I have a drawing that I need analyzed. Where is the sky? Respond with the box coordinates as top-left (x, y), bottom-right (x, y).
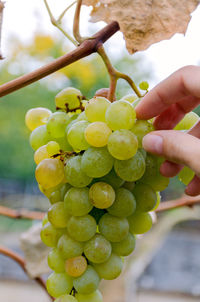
top-left (1, 0), bottom-right (200, 86)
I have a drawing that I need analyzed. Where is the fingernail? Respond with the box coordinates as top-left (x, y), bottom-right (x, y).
top-left (142, 134), bottom-right (163, 155)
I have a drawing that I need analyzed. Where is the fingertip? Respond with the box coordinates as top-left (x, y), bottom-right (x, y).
top-left (185, 175), bottom-right (200, 196)
top-left (160, 161), bottom-right (183, 177)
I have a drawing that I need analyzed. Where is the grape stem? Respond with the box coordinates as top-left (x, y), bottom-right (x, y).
top-left (0, 245), bottom-right (53, 300)
top-left (0, 0), bottom-right (4, 60)
top-left (73, 0), bottom-right (89, 43)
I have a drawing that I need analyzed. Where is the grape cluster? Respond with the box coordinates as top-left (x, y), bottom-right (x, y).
top-left (25, 87), bottom-right (198, 302)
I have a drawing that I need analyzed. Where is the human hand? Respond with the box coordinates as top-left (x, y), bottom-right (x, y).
top-left (135, 65), bottom-right (200, 196)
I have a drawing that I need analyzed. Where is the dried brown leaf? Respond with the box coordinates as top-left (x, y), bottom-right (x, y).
top-left (83, 0), bottom-right (199, 53)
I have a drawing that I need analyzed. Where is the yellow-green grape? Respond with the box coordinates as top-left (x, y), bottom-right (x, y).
top-left (99, 213), bottom-right (129, 242)
top-left (84, 234), bottom-right (112, 263)
top-left (55, 295), bottom-right (78, 302)
top-left (64, 187), bottom-right (93, 216)
top-left (99, 168), bottom-right (125, 190)
top-left (76, 111), bottom-right (88, 121)
top-left (35, 158), bottom-right (64, 189)
top-left (39, 183), bottom-right (63, 198)
top-left (112, 233), bottom-right (136, 256)
top-left (65, 256), bottom-right (87, 277)
top-left (65, 155), bottom-right (92, 188)
top-left (105, 100), bottom-right (136, 130)
top-left (73, 265), bottom-right (100, 295)
top-left (84, 122), bottom-right (112, 147)
top-left (179, 166), bottom-right (195, 185)
top-left (152, 192), bottom-right (161, 211)
top-left (76, 290), bottom-right (103, 302)
top-left (121, 94), bottom-right (138, 103)
top-left (29, 125), bottom-right (50, 150)
top-left (93, 254), bottom-right (123, 280)
top-left (60, 183), bottom-right (72, 200)
top-left (48, 202), bottom-right (70, 228)
top-left (139, 81), bottom-right (149, 91)
top-left (34, 145), bottom-right (49, 165)
top-left (107, 129), bottom-right (138, 160)
top-left (81, 147), bottom-right (114, 178)
top-left (55, 87), bottom-right (82, 110)
top-left (25, 107), bottom-right (52, 131)
top-left (85, 97), bottom-right (110, 122)
top-left (132, 183), bottom-right (157, 212)
top-left (128, 212), bottom-right (153, 235)
top-left (57, 234), bottom-right (84, 260)
top-left (40, 222), bottom-right (62, 247)
top-left (89, 182), bottom-right (115, 209)
top-left (114, 151), bottom-right (145, 182)
top-left (46, 272), bottom-right (73, 298)
top-left (46, 141), bottom-right (60, 156)
top-left (49, 189), bottom-right (62, 205)
top-left (67, 215), bottom-right (97, 242)
top-left (107, 188), bottom-right (136, 217)
top-left (131, 120), bottom-right (154, 148)
top-left (67, 121), bottom-right (90, 151)
top-left (47, 112), bottom-right (70, 138)
top-left (42, 213), bottom-right (48, 226)
top-left (48, 248), bottom-right (65, 273)
top-left (174, 112), bottom-right (199, 130)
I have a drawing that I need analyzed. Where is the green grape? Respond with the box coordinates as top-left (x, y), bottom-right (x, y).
top-left (57, 234), bottom-right (84, 259)
top-left (48, 248), bottom-right (65, 273)
top-left (85, 122), bottom-right (112, 147)
top-left (121, 94), bottom-right (138, 103)
top-left (84, 234), bottom-right (112, 263)
top-left (65, 155), bottom-right (92, 187)
top-left (114, 151), bottom-right (145, 182)
top-left (42, 213), bottom-right (48, 226)
top-left (139, 148), bottom-right (147, 160)
top-left (65, 119), bottom-right (78, 135)
top-left (46, 272), bottom-right (73, 298)
top-left (67, 215), bottom-right (97, 242)
top-left (34, 145), bottom-right (49, 165)
top-left (49, 189), bottom-right (62, 205)
top-left (76, 290), bottom-right (103, 302)
top-left (73, 265), bottom-right (100, 294)
top-left (89, 182), bottom-right (115, 209)
top-left (85, 97), bottom-right (110, 122)
top-left (107, 188), bottom-right (136, 217)
top-left (76, 111), bottom-right (88, 121)
top-left (60, 183), bottom-right (72, 200)
top-left (132, 183), bottom-right (157, 212)
top-left (55, 87), bottom-right (82, 110)
top-left (146, 174), bottom-right (169, 191)
top-left (128, 212), bottom-right (152, 234)
top-left (81, 147), bottom-right (114, 178)
top-left (25, 107), bottom-right (52, 131)
top-left (64, 187), bottom-right (93, 216)
top-left (93, 254), bottom-right (123, 280)
top-left (179, 166), bottom-right (195, 185)
top-left (123, 181), bottom-right (135, 191)
top-left (48, 202), bottom-right (70, 228)
top-left (105, 100), bottom-right (136, 130)
top-left (39, 183), bottom-right (63, 198)
top-left (67, 121), bottom-right (90, 151)
top-left (40, 223), bottom-right (62, 247)
top-left (47, 112), bottom-right (70, 138)
top-left (55, 137), bottom-right (73, 152)
top-left (107, 129), bottom-right (138, 160)
top-left (139, 81), bottom-right (149, 90)
top-left (131, 120), bottom-right (154, 148)
top-left (46, 141), bottom-right (60, 156)
top-left (35, 158), bottom-right (64, 189)
top-left (174, 112), bottom-right (199, 130)
top-left (55, 295), bottom-right (78, 302)
top-left (29, 125), bottom-right (50, 150)
top-left (89, 208), bottom-right (106, 224)
top-left (99, 213), bottom-right (129, 242)
top-left (152, 192), bottom-right (161, 211)
top-left (112, 233), bottom-right (136, 256)
top-left (98, 168), bottom-right (125, 189)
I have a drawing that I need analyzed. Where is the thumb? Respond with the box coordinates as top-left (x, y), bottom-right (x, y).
top-left (142, 130), bottom-right (200, 176)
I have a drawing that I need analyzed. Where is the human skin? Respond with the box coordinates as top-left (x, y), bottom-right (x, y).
top-left (135, 65), bottom-right (200, 196)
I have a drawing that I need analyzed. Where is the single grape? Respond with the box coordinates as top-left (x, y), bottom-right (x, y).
top-left (174, 112), bottom-right (199, 130)
top-left (84, 122), bottom-right (112, 147)
top-left (65, 256), bottom-right (87, 277)
top-left (48, 202), bottom-right (70, 228)
top-left (40, 223), bottom-right (62, 247)
top-left (99, 213), bottom-right (129, 242)
top-left (46, 272), bottom-right (73, 298)
top-left (34, 145), bottom-right (49, 165)
top-left (132, 183), bottom-right (157, 212)
top-left (85, 97), bottom-right (110, 122)
top-left (60, 183), bottom-right (72, 200)
top-left (114, 151), bottom-right (145, 182)
top-left (67, 215), bottom-right (97, 242)
top-left (55, 87), bottom-right (82, 110)
top-left (35, 158), bottom-right (64, 189)
top-left (89, 182), bottom-right (115, 209)
top-left (84, 234), bottom-right (112, 263)
top-left (47, 112), bottom-right (70, 138)
top-left (107, 129), bottom-right (138, 160)
top-left (55, 295), bottom-right (78, 302)
top-left (112, 233), bottom-right (136, 256)
top-left (107, 187), bottom-right (136, 217)
top-left (73, 265), bottom-right (100, 295)
top-left (64, 155), bottom-right (92, 187)
top-left (25, 107), bottom-right (52, 131)
top-left (98, 168), bottom-right (124, 189)
top-left (105, 100), bottom-right (136, 130)
top-left (139, 81), bottom-right (149, 90)
top-left (67, 121), bottom-right (90, 151)
top-left (29, 125), bottom-right (50, 150)
top-left (93, 253), bottom-right (123, 280)
top-left (64, 187), bottom-right (93, 216)
top-left (81, 147), bottom-right (114, 178)
top-left (49, 189), bottom-right (62, 205)
top-left (76, 290), bottom-right (103, 302)
top-left (131, 120), bottom-right (154, 148)
top-left (128, 212), bottom-right (152, 234)
top-left (57, 234), bottom-right (84, 260)
top-left (48, 248), bottom-right (65, 273)
top-left (179, 166), bottom-right (195, 185)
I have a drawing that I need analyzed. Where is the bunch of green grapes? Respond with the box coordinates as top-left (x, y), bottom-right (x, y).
top-left (25, 86), bottom-right (198, 302)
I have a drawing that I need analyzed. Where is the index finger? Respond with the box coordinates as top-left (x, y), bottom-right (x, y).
top-left (135, 65), bottom-right (200, 120)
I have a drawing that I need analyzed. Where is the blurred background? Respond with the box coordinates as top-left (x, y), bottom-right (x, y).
top-left (1, 1), bottom-right (200, 302)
